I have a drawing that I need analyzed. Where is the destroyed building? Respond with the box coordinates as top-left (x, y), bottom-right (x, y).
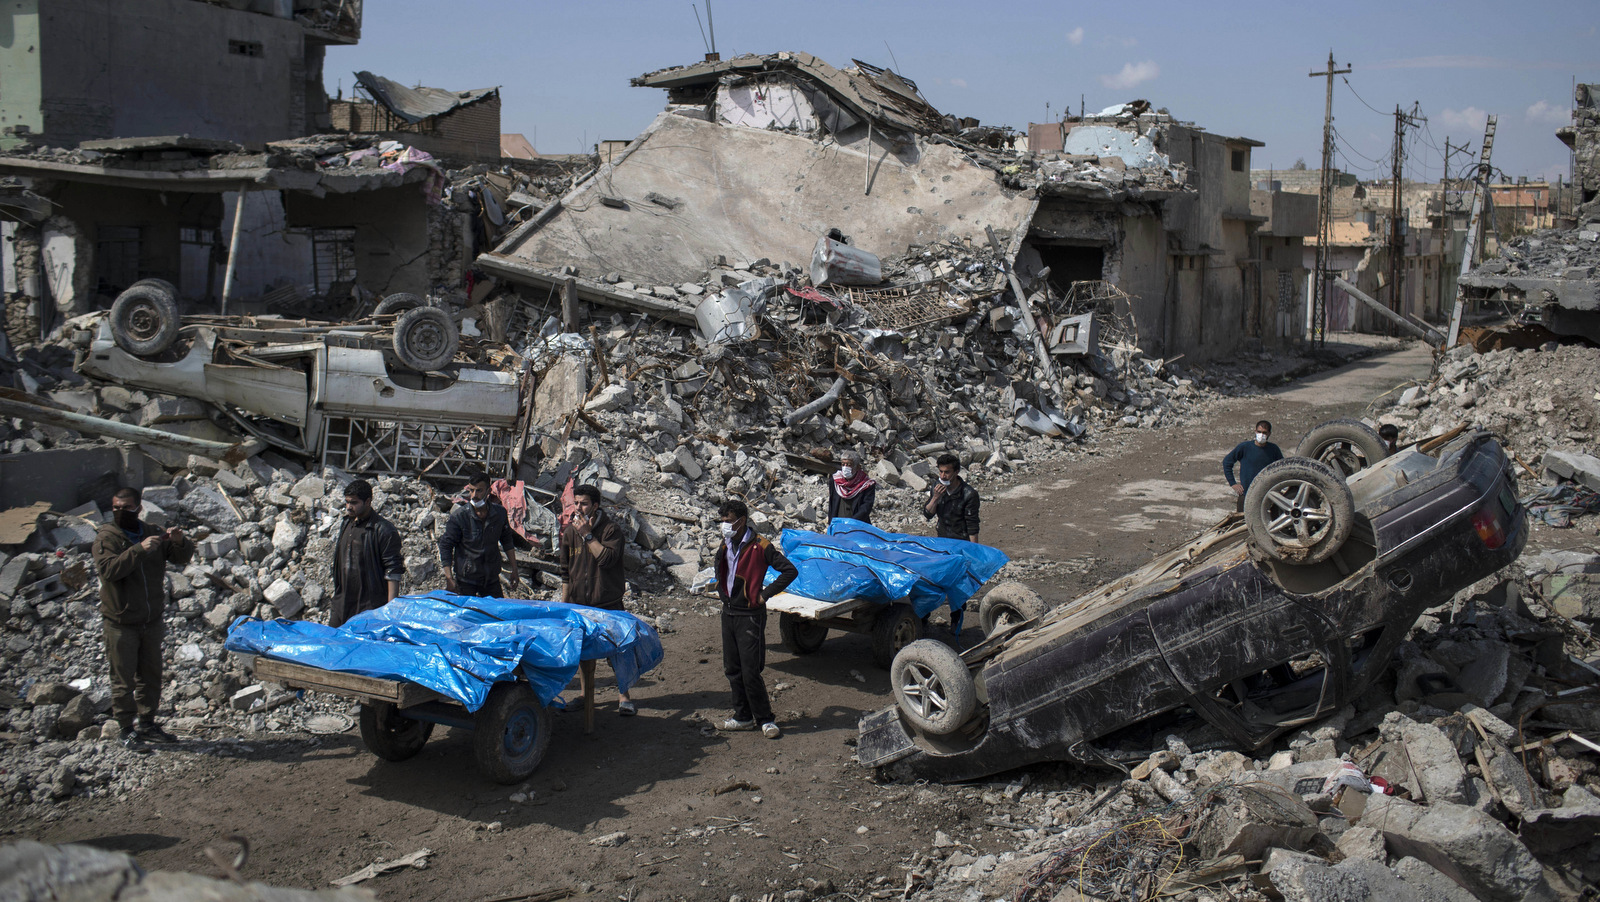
top-left (330, 71), bottom-right (503, 163)
top-left (0, 0), bottom-right (361, 150)
top-left (480, 52), bottom-right (1279, 363)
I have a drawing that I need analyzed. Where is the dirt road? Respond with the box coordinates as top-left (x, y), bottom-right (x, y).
top-left (12, 343), bottom-right (1439, 901)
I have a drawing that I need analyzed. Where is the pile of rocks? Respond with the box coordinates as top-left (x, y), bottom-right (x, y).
top-left (904, 562), bottom-right (1600, 900)
top-left (1476, 228), bottom-right (1600, 282)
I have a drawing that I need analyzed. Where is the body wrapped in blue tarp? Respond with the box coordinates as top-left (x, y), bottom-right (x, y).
top-left (225, 592), bottom-right (663, 713)
top-left (768, 519), bottom-right (1009, 630)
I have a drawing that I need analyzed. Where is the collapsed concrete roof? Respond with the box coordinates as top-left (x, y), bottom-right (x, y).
top-left (354, 71), bottom-right (499, 124)
top-left (632, 51), bottom-right (948, 135)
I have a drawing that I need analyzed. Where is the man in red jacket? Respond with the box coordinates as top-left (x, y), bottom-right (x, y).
top-left (714, 499), bottom-right (797, 739)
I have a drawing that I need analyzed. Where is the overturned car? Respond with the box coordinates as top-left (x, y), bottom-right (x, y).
top-left (859, 426), bottom-right (1528, 782)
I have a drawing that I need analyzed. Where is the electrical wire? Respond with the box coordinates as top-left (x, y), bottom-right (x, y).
top-left (1341, 76), bottom-right (1392, 118)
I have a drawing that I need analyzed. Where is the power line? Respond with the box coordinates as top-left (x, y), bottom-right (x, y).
top-left (1341, 76), bottom-right (1390, 118)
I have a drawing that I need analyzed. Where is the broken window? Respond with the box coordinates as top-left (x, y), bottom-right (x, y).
top-left (1264, 244), bottom-right (1274, 262)
top-left (229, 40), bottom-right (263, 57)
top-left (179, 227), bottom-right (218, 301)
top-left (95, 226), bottom-right (142, 295)
top-left (1231, 150), bottom-right (1246, 172)
top-left (309, 228), bottom-right (357, 294)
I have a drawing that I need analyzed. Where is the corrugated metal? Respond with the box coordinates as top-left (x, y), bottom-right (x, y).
top-left (354, 71), bottom-right (498, 124)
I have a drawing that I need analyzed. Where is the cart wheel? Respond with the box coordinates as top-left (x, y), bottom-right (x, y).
top-left (779, 613), bottom-right (828, 655)
top-left (473, 682), bottom-right (552, 784)
top-left (871, 604), bottom-right (922, 670)
top-left (358, 702), bottom-right (434, 762)
top-left (892, 639), bottom-right (976, 736)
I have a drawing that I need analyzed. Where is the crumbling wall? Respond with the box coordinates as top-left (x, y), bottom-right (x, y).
top-left (283, 185), bottom-right (433, 298)
top-left (1569, 83), bottom-right (1599, 224)
top-left (3, 224), bottom-right (41, 347)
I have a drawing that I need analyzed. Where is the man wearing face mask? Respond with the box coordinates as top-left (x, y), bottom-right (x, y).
top-left (826, 449), bottom-right (877, 525)
top-left (1378, 423), bottom-right (1401, 457)
top-left (923, 453), bottom-right (981, 542)
top-left (1222, 420), bottom-right (1284, 513)
top-left (331, 479), bottom-right (405, 628)
top-left (714, 499), bottom-right (798, 739)
top-left (559, 484), bottom-right (636, 715)
top-left (439, 471), bottom-right (518, 598)
top-left (93, 487), bottom-right (194, 747)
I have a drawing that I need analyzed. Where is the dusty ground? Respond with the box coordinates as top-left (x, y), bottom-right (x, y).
top-left (9, 340), bottom-right (1591, 900)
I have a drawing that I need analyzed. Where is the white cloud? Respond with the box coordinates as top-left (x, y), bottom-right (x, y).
top-left (1067, 26), bottom-right (1083, 46)
top-left (949, 77), bottom-right (968, 89)
top-left (1098, 61), bottom-right (1159, 92)
top-left (1437, 106), bottom-right (1488, 130)
top-left (1526, 99), bottom-right (1569, 125)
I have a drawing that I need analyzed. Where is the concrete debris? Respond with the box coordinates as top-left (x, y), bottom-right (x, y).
top-left (0, 840), bottom-right (378, 901)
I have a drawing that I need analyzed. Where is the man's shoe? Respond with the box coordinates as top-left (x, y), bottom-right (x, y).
top-left (761, 722), bottom-right (782, 739)
top-left (618, 700), bottom-right (637, 717)
top-left (138, 722), bottom-right (178, 743)
top-left (121, 728), bottom-right (144, 749)
top-left (717, 718), bottom-right (757, 731)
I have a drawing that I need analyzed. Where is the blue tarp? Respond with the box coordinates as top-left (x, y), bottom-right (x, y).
top-left (224, 592), bottom-right (663, 713)
top-left (769, 519), bottom-right (1009, 630)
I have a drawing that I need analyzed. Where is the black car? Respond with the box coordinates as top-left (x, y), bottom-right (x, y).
top-left (859, 426), bottom-right (1527, 782)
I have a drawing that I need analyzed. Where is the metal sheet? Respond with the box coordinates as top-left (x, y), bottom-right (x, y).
top-left (315, 346), bottom-right (519, 426)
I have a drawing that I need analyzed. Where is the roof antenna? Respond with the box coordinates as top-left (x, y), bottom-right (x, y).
top-left (705, 0), bottom-right (718, 61)
top-left (690, 4), bottom-right (710, 56)
top-left (883, 40), bottom-right (901, 72)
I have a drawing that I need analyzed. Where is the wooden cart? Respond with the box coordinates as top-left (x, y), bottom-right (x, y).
top-left (765, 591), bottom-right (924, 669)
top-left (248, 655), bottom-right (600, 784)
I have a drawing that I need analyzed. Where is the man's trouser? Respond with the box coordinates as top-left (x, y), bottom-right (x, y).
top-left (456, 574), bottom-right (504, 598)
top-left (104, 618), bottom-right (164, 728)
top-left (721, 608), bottom-right (772, 725)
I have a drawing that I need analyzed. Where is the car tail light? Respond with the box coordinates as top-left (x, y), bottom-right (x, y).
top-left (1472, 503), bottom-right (1507, 550)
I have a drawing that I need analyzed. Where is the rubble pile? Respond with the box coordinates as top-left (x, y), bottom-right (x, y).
top-left (1476, 228), bottom-right (1600, 282)
top-left (904, 563), bottom-right (1600, 901)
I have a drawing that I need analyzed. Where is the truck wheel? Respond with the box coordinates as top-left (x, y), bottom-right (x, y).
top-left (473, 682), bottom-right (551, 784)
top-left (110, 284), bottom-right (180, 356)
top-left (128, 277), bottom-right (178, 299)
top-left (891, 640), bottom-right (976, 736)
top-left (978, 581), bottom-right (1047, 637)
top-left (1244, 458), bottom-right (1355, 566)
top-left (1296, 418), bottom-right (1388, 478)
top-left (779, 613), bottom-right (827, 655)
top-left (358, 702), bottom-right (433, 762)
top-left (393, 306), bottom-right (459, 371)
top-left (372, 292), bottom-right (425, 317)
top-left (871, 604), bottom-right (922, 670)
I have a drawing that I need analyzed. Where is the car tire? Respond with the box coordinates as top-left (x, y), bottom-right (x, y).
top-left (871, 604), bottom-right (922, 670)
top-left (109, 283), bottom-right (180, 356)
top-left (978, 581), bottom-right (1047, 637)
top-left (127, 277), bottom-right (178, 299)
top-left (393, 306), bottom-right (459, 371)
top-left (358, 702), bottom-right (434, 762)
top-left (372, 292), bottom-right (425, 317)
top-left (1244, 458), bottom-right (1355, 565)
top-left (779, 613), bottom-right (827, 655)
top-left (1296, 418), bottom-right (1388, 478)
top-left (472, 681), bottom-right (552, 784)
top-left (891, 639), bottom-right (976, 736)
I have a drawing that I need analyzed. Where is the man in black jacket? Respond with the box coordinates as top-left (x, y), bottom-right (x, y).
top-left (714, 499), bottom-right (797, 739)
top-left (439, 471), bottom-right (518, 598)
top-left (331, 479), bottom-right (405, 627)
top-left (923, 453), bottom-right (981, 541)
top-left (92, 487), bottom-right (194, 746)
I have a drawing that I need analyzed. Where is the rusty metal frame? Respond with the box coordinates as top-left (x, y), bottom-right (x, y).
top-left (320, 417), bottom-right (514, 480)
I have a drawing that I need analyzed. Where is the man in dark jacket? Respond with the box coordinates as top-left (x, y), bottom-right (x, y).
top-left (1223, 419), bottom-right (1285, 512)
top-left (714, 498), bottom-right (797, 739)
top-left (560, 484), bottom-right (633, 713)
top-left (923, 453), bottom-right (981, 541)
top-left (439, 471), bottom-right (518, 598)
top-left (331, 479), bottom-right (405, 628)
top-left (826, 448), bottom-right (877, 525)
top-left (92, 487), bottom-right (194, 746)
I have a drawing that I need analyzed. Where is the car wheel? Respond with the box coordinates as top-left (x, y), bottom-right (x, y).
top-left (372, 292), bottom-right (425, 317)
top-left (358, 702), bottom-right (434, 762)
top-left (393, 306), bottom-right (459, 371)
top-left (891, 639), bottom-right (976, 736)
top-left (1244, 458), bottom-right (1355, 565)
top-left (978, 581), bottom-right (1047, 637)
top-left (109, 284), bottom-right (180, 356)
top-left (472, 681), bottom-right (552, 784)
top-left (779, 613), bottom-right (827, 655)
top-left (872, 604), bottom-right (922, 670)
top-left (1295, 417), bottom-right (1388, 478)
top-left (127, 277), bottom-right (178, 299)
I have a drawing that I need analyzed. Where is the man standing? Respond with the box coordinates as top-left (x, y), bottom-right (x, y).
top-left (715, 499), bottom-right (797, 739)
top-left (331, 479), bottom-right (404, 628)
top-left (923, 453), bottom-right (981, 542)
top-left (826, 448), bottom-right (877, 525)
top-left (92, 487), bottom-right (194, 746)
top-left (439, 471), bottom-right (518, 598)
top-left (1223, 420), bottom-right (1285, 512)
top-left (559, 484), bottom-right (634, 715)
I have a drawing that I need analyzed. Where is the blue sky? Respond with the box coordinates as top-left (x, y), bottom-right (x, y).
top-left (326, 0), bottom-right (1598, 182)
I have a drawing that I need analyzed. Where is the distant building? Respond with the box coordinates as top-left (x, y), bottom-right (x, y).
top-left (1485, 181), bottom-right (1554, 231)
top-left (0, 0), bottom-right (360, 149)
top-left (330, 71), bottom-right (501, 163)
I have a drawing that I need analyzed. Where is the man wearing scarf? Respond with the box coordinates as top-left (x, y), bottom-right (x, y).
top-left (826, 449), bottom-right (877, 525)
top-left (714, 498), bottom-right (797, 739)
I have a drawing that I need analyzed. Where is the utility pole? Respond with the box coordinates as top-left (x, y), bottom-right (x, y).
top-left (1309, 52), bottom-right (1351, 347)
top-left (1385, 104), bottom-right (1424, 333)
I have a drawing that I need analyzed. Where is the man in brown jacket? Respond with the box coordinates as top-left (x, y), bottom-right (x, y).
top-left (559, 484), bottom-right (634, 714)
top-left (92, 487), bottom-right (194, 746)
